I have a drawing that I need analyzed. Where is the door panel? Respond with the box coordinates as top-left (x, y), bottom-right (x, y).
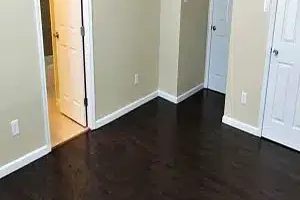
top-left (282, 0), bottom-right (298, 42)
top-left (292, 82), bottom-right (300, 129)
top-left (53, 0), bottom-right (86, 126)
top-left (271, 63), bottom-right (290, 122)
top-left (263, 0), bottom-right (300, 151)
top-left (208, 0), bottom-right (232, 94)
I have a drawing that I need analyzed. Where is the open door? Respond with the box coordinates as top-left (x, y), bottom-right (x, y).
top-left (207, 0), bottom-right (232, 94)
top-left (52, 0), bottom-right (86, 126)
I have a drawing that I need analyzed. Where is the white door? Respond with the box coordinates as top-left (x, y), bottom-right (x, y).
top-left (53, 0), bottom-right (86, 126)
top-left (263, 0), bottom-right (300, 151)
top-left (207, 0), bottom-right (232, 94)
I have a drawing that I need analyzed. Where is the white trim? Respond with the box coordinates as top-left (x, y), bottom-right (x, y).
top-left (95, 84), bottom-right (204, 130)
top-left (204, 0), bottom-right (214, 88)
top-left (83, 0), bottom-right (96, 130)
top-left (95, 91), bottom-right (158, 129)
top-left (34, 0), bottom-right (52, 151)
top-left (257, 0), bottom-right (278, 137)
top-left (177, 83), bottom-right (204, 103)
top-left (158, 90), bottom-right (177, 104)
top-left (222, 116), bottom-right (260, 137)
top-left (158, 83), bottom-right (204, 104)
top-left (0, 146), bottom-right (49, 179)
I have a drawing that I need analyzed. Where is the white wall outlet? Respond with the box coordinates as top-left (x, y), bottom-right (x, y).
top-left (241, 91), bottom-right (247, 105)
top-left (11, 119), bottom-right (20, 136)
top-left (134, 74), bottom-right (139, 85)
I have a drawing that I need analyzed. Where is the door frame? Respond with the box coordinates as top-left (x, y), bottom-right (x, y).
top-left (34, 0), bottom-right (96, 151)
top-left (204, 0), bottom-right (233, 91)
top-left (257, 0), bottom-right (279, 137)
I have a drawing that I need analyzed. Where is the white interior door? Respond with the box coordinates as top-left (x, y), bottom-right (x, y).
top-left (208, 0), bottom-right (232, 94)
top-left (53, 0), bottom-right (86, 126)
top-left (263, 0), bottom-right (300, 151)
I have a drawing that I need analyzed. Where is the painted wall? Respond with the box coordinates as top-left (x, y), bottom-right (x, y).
top-left (158, 0), bottom-right (209, 97)
top-left (224, 0), bottom-right (269, 127)
top-left (0, 1), bottom-right (46, 166)
top-left (40, 0), bottom-right (53, 56)
top-left (92, 0), bottom-right (161, 119)
top-left (177, 0), bottom-right (209, 95)
top-left (158, 0), bottom-right (182, 96)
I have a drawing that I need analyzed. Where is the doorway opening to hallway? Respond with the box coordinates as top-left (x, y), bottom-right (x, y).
top-left (40, 0), bottom-right (89, 147)
top-left (205, 0), bottom-right (233, 94)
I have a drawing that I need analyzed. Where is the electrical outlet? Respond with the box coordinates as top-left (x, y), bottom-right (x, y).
top-left (241, 91), bottom-right (247, 105)
top-left (11, 119), bottom-right (20, 136)
top-left (134, 74), bottom-right (139, 85)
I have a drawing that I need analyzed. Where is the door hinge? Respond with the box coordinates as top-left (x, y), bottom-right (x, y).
top-left (80, 26), bottom-right (85, 36)
top-left (84, 97), bottom-right (88, 107)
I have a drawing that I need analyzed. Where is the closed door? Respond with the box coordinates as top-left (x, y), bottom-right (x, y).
top-left (208, 0), bottom-right (232, 94)
top-left (263, 0), bottom-right (300, 151)
top-left (53, 0), bottom-right (86, 126)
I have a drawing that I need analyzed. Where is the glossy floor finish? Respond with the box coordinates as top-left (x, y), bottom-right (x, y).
top-left (1, 90), bottom-right (300, 199)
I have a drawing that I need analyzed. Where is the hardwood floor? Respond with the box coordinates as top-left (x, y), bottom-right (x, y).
top-left (1, 89), bottom-right (300, 199)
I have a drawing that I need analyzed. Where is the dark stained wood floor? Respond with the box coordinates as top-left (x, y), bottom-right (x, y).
top-left (1, 89), bottom-right (300, 199)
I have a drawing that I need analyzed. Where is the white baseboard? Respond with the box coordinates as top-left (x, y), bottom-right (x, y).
top-left (222, 116), bottom-right (260, 137)
top-left (158, 83), bottom-right (204, 104)
top-left (95, 84), bottom-right (204, 130)
top-left (95, 91), bottom-right (158, 129)
top-left (177, 83), bottom-right (204, 103)
top-left (157, 90), bottom-right (177, 104)
top-left (0, 145), bottom-right (50, 179)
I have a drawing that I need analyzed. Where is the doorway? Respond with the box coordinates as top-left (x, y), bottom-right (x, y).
top-left (40, 0), bottom-right (88, 147)
top-left (205, 0), bottom-right (233, 94)
top-left (262, 0), bottom-right (300, 151)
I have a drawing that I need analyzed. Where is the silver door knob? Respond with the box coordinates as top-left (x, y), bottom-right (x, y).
top-left (273, 49), bottom-right (279, 56)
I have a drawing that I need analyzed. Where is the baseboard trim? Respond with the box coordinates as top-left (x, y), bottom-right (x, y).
top-left (95, 91), bottom-right (158, 129)
top-left (177, 83), bottom-right (204, 103)
top-left (95, 84), bottom-right (204, 130)
top-left (158, 83), bottom-right (204, 104)
top-left (0, 145), bottom-right (50, 179)
top-left (157, 90), bottom-right (177, 104)
top-left (222, 116), bottom-right (260, 137)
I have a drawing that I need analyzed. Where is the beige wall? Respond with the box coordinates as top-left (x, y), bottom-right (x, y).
top-left (0, 1), bottom-right (46, 166)
top-left (177, 0), bottom-right (209, 95)
top-left (158, 0), bottom-right (182, 96)
top-left (224, 0), bottom-right (269, 127)
top-left (92, 0), bottom-right (161, 119)
top-left (159, 0), bottom-right (208, 96)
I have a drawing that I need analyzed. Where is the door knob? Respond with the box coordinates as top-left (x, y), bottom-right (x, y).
top-left (212, 25), bottom-right (217, 31)
top-left (273, 49), bottom-right (279, 56)
top-left (53, 32), bottom-right (59, 39)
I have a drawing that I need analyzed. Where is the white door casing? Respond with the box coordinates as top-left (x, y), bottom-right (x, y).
top-left (207, 0), bottom-right (232, 94)
top-left (54, 0), bottom-right (86, 126)
top-left (263, 0), bottom-right (300, 151)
